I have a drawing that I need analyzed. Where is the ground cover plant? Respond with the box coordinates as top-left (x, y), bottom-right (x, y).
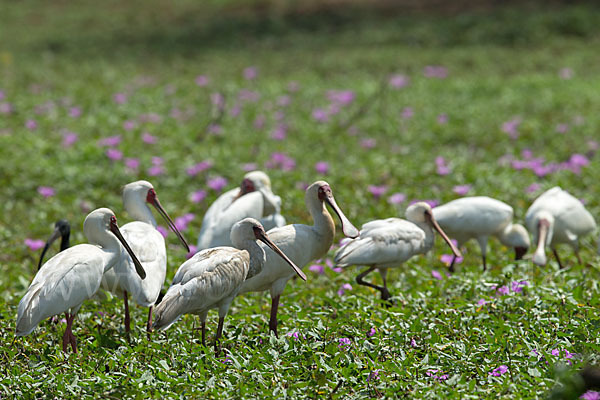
top-left (1, 0), bottom-right (600, 398)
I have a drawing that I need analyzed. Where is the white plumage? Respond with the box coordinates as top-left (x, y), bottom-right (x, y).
top-left (525, 186), bottom-right (596, 267)
top-left (101, 180), bottom-right (189, 336)
top-left (16, 208), bottom-right (146, 353)
top-left (238, 181), bottom-right (359, 336)
top-left (432, 196), bottom-right (530, 271)
top-left (153, 218), bottom-right (305, 349)
top-left (335, 202), bottom-right (461, 300)
top-left (197, 171), bottom-right (286, 250)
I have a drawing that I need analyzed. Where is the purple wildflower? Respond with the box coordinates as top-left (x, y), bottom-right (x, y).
top-left (0, 102), bottom-right (13, 114)
top-left (175, 213), bottom-right (195, 231)
top-left (98, 135), bottom-right (121, 147)
top-left (410, 338), bottom-right (417, 347)
top-left (389, 74), bottom-right (410, 89)
top-left (367, 327), bottom-right (376, 337)
top-left (360, 138), bottom-right (376, 149)
top-left (147, 165), bottom-right (164, 176)
top-left (186, 160), bottom-right (213, 176)
top-left (253, 115), bottom-right (266, 130)
top-left (125, 158), bottom-right (139, 171)
top-left (242, 163), bottom-right (258, 172)
top-left (142, 133), bottom-right (157, 144)
top-left (113, 93), bottom-right (127, 104)
top-left (556, 123), bottom-right (569, 134)
top-left (308, 264), bottom-right (325, 274)
top-left (368, 185), bottom-right (388, 199)
top-left (25, 119), bottom-right (37, 130)
top-left (69, 107), bottom-right (81, 118)
top-left (243, 66), bottom-right (257, 80)
top-left (25, 238), bottom-right (45, 251)
top-left (337, 283), bottom-right (352, 296)
top-left (210, 93), bottom-right (225, 110)
top-left (502, 117), bottom-right (522, 139)
top-left (496, 285), bottom-right (510, 295)
top-left (477, 299), bottom-right (487, 306)
top-left (401, 107), bottom-right (414, 119)
top-left (207, 176), bottom-right (228, 192)
top-left (581, 391), bottom-right (600, 400)
top-left (270, 124), bottom-right (287, 140)
top-left (287, 331), bottom-right (299, 341)
top-left (423, 65), bottom-right (448, 78)
top-left (431, 270), bottom-right (443, 280)
top-left (367, 370), bottom-right (380, 382)
top-left (440, 253), bottom-right (462, 265)
top-left (37, 186), bottom-right (55, 198)
top-left (526, 183), bottom-right (541, 194)
top-left (315, 161), bottom-right (329, 174)
top-left (453, 185), bottom-right (471, 196)
top-left (195, 75), bottom-right (209, 87)
top-left (426, 369), bottom-right (448, 380)
top-left (327, 90), bottom-right (355, 106)
top-left (312, 108), bottom-right (329, 123)
top-left (106, 149), bottom-right (123, 161)
top-left (186, 245), bottom-right (198, 259)
top-left (338, 338), bottom-right (352, 348)
top-left (189, 190), bottom-right (207, 203)
top-left (437, 114), bottom-right (448, 124)
top-left (388, 192), bottom-right (406, 205)
top-left (489, 365), bottom-right (508, 376)
top-left (156, 226), bottom-right (168, 238)
top-left (62, 131), bottom-right (78, 148)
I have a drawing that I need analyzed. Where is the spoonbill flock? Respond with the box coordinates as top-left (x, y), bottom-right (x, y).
top-left (16, 172), bottom-right (599, 353)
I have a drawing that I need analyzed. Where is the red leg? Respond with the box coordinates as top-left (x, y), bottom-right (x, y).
top-left (269, 295), bottom-right (280, 337)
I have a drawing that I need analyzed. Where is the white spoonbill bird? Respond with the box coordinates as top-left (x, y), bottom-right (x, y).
top-left (238, 181), bottom-right (359, 336)
top-left (38, 219), bottom-right (71, 270)
top-left (153, 218), bottom-right (305, 349)
top-left (16, 208), bottom-right (146, 353)
top-left (334, 202), bottom-right (461, 301)
top-left (525, 186), bottom-right (596, 268)
top-left (101, 180), bottom-right (190, 336)
top-left (432, 196), bottom-right (530, 272)
top-left (197, 171), bottom-right (286, 250)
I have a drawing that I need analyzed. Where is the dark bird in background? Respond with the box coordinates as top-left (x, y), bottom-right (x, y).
top-left (38, 220), bottom-right (71, 270)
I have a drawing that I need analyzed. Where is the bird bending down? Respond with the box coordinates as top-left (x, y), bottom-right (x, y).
top-left (197, 171), bottom-right (286, 250)
top-left (101, 181), bottom-right (189, 337)
top-left (238, 181), bottom-right (359, 336)
top-left (16, 208), bottom-right (146, 353)
top-left (525, 186), bottom-right (596, 268)
top-left (432, 196), bottom-right (530, 272)
top-left (334, 202), bottom-right (461, 301)
top-left (153, 218), bottom-right (305, 350)
top-left (37, 219), bottom-right (71, 270)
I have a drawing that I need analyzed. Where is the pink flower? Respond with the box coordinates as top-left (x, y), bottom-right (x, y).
top-left (62, 131), bottom-right (78, 148)
top-left (98, 135), bottom-right (121, 147)
top-left (435, 156), bottom-right (451, 176)
top-left (389, 74), bottom-right (410, 89)
top-left (477, 299), bottom-right (487, 306)
top-left (125, 158), bottom-right (139, 171)
top-left (423, 65), bottom-right (448, 79)
top-left (327, 90), bottom-right (355, 106)
top-left (437, 114), bottom-right (448, 124)
top-left (388, 192), bottom-right (406, 205)
top-left (367, 327), bottom-right (376, 337)
top-left (277, 95), bottom-right (291, 107)
top-left (338, 337), bottom-right (352, 348)
top-left (186, 245), bottom-right (198, 259)
top-left (195, 75), bottom-right (209, 87)
top-left (581, 391), bottom-right (600, 400)
top-left (401, 107), bottom-right (414, 119)
top-left (0, 102), bottom-right (13, 114)
top-left (69, 107), bottom-right (81, 118)
top-left (207, 176), bottom-right (228, 192)
top-left (368, 185), bottom-right (388, 199)
top-left (360, 138), bottom-right (376, 149)
top-left (410, 338), bottom-right (417, 347)
top-left (243, 66), bottom-right (257, 80)
top-left (315, 161), bottom-right (329, 174)
top-left (207, 123), bottom-right (222, 135)
top-left (152, 157), bottom-right (163, 166)
top-left (123, 120), bottom-right (136, 131)
top-left (147, 165), bottom-right (164, 176)
top-left (113, 93), bottom-right (127, 104)
top-left (502, 117), bottom-right (522, 139)
top-left (312, 108), bottom-right (329, 123)
top-left (106, 148), bottom-right (123, 161)
top-left (266, 152), bottom-right (296, 171)
top-left (496, 285), bottom-right (509, 295)
top-left (337, 283), bottom-right (352, 296)
top-left (453, 185), bottom-right (471, 196)
top-left (238, 89), bottom-right (259, 103)
top-left (242, 163), bottom-right (257, 172)
top-left (211, 93), bottom-right (225, 110)
top-left (229, 104), bottom-right (241, 117)
top-left (254, 115), bottom-right (266, 130)
top-left (25, 119), bottom-right (37, 130)
top-left (526, 183), bottom-right (541, 194)
top-left (37, 186), bottom-right (55, 198)
top-left (431, 270), bottom-right (443, 280)
top-left (156, 226), bottom-right (168, 238)
top-left (175, 213), bottom-right (195, 231)
top-left (189, 189), bottom-right (207, 203)
top-left (556, 123), bottom-right (569, 134)
top-left (270, 124), bottom-right (287, 140)
top-left (559, 67), bottom-right (573, 80)
top-left (489, 365), bottom-right (508, 376)
top-left (287, 331), bottom-right (300, 341)
top-left (25, 238), bottom-right (45, 251)
top-left (186, 160), bottom-right (213, 176)
top-left (308, 264), bottom-right (325, 274)
top-left (440, 253), bottom-right (462, 265)
top-left (142, 133), bottom-right (157, 144)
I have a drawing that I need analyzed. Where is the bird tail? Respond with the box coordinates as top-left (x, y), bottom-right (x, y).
top-left (333, 238), bottom-right (364, 267)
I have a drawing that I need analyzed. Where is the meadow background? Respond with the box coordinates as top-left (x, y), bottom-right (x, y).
top-left (1, 0), bottom-right (600, 398)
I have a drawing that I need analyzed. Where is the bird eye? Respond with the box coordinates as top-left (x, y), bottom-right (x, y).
top-left (110, 215), bottom-right (117, 224)
top-left (146, 188), bottom-right (156, 203)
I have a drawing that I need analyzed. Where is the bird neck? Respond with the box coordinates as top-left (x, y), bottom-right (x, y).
top-left (415, 221), bottom-right (435, 253)
top-left (60, 233), bottom-right (70, 251)
top-left (308, 199), bottom-right (336, 258)
top-left (125, 196), bottom-right (157, 227)
top-left (245, 241), bottom-right (266, 280)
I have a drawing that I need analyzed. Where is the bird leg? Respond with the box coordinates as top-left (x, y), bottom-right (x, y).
top-left (214, 316), bottom-right (225, 354)
top-left (62, 312), bottom-right (78, 353)
top-left (482, 255), bottom-right (487, 272)
top-left (146, 306), bottom-right (153, 340)
top-left (269, 295), bottom-right (280, 337)
top-left (552, 248), bottom-right (564, 269)
top-left (201, 320), bottom-right (206, 347)
top-left (356, 266), bottom-right (389, 300)
top-left (379, 268), bottom-right (392, 303)
top-left (575, 250), bottom-right (583, 265)
top-left (123, 290), bottom-right (131, 340)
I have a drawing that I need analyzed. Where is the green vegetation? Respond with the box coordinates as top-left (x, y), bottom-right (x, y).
top-left (1, 1), bottom-right (599, 398)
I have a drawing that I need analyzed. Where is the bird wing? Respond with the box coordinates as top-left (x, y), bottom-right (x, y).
top-left (334, 219), bottom-right (425, 267)
top-left (153, 248), bottom-right (249, 329)
top-left (433, 197), bottom-right (513, 236)
top-left (17, 244), bottom-right (103, 335)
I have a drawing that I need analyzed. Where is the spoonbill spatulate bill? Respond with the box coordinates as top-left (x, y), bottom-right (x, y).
top-left (16, 208), bottom-right (146, 353)
top-left (153, 218), bottom-right (305, 350)
top-left (334, 202), bottom-right (461, 301)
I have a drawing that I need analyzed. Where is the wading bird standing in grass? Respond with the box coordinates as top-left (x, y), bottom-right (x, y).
top-left (197, 171), bottom-right (286, 250)
top-left (153, 218), bottom-right (305, 350)
top-left (525, 186), bottom-right (596, 268)
top-left (101, 181), bottom-right (189, 337)
top-left (334, 202), bottom-right (461, 301)
top-left (432, 197), bottom-right (530, 272)
top-left (16, 208), bottom-right (146, 353)
top-left (37, 219), bottom-right (71, 270)
top-left (238, 181), bottom-right (359, 336)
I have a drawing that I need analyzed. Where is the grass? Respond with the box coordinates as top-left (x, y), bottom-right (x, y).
top-left (1, 0), bottom-right (600, 398)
